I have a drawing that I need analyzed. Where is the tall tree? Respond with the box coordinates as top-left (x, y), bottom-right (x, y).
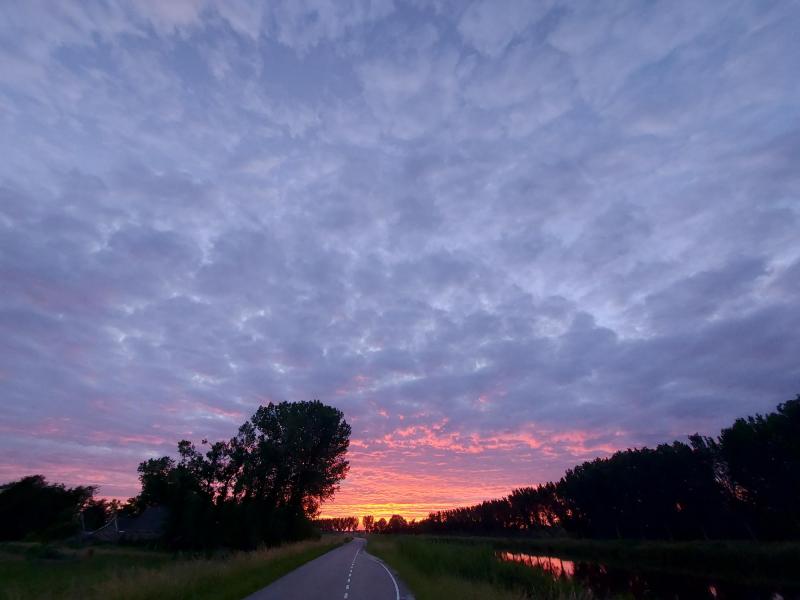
top-left (386, 514), bottom-right (408, 533)
top-left (705, 396), bottom-right (800, 538)
top-left (374, 517), bottom-right (387, 533)
top-left (362, 515), bottom-right (375, 533)
top-left (133, 400), bottom-right (351, 548)
top-left (246, 400), bottom-right (351, 516)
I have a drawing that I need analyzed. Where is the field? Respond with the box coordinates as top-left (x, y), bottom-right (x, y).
top-left (0, 536), bottom-right (347, 600)
top-left (368, 535), bottom-right (800, 599)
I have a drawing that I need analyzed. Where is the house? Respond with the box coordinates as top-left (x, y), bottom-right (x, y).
top-left (85, 506), bottom-right (168, 542)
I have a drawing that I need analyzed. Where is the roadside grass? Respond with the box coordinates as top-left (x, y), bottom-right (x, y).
top-left (367, 536), bottom-right (595, 600)
top-left (1, 536), bottom-right (347, 600)
top-left (0, 543), bottom-right (173, 600)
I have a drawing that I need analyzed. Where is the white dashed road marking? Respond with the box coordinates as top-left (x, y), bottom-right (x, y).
top-left (344, 542), bottom-right (360, 599)
top-left (342, 539), bottom-right (401, 600)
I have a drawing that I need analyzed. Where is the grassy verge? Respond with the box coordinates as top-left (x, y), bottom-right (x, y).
top-left (368, 536), bottom-right (595, 600)
top-left (1, 536), bottom-right (347, 600)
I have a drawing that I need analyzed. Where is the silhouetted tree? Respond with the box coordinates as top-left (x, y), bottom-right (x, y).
top-left (362, 515), bottom-right (375, 532)
top-left (508, 483), bottom-right (560, 530)
top-left (692, 396), bottom-right (800, 539)
top-left (557, 442), bottom-right (730, 539)
top-left (373, 517), bottom-right (387, 533)
top-left (385, 514), bottom-right (408, 533)
top-left (0, 475), bottom-right (95, 540)
top-left (314, 516), bottom-right (359, 532)
top-left (132, 400), bottom-right (351, 549)
top-left (416, 396), bottom-right (800, 541)
top-left (81, 498), bottom-right (121, 531)
top-left (136, 456), bottom-right (177, 508)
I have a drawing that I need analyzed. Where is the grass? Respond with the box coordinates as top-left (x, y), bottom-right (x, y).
top-left (427, 535), bottom-right (800, 585)
top-left (367, 536), bottom-right (595, 600)
top-left (368, 535), bottom-right (800, 599)
top-left (1, 536), bottom-right (348, 600)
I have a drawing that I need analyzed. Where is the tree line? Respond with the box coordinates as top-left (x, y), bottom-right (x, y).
top-left (0, 400), bottom-right (351, 548)
top-left (314, 514), bottom-right (414, 533)
top-left (313, 516), bottom-right (359, 532)
top-left (408, 396), bottom-right (800, 540)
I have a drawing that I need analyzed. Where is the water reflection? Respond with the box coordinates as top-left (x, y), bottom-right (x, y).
top-left (499, 550), bottom-right (798, 599)
top-left (499, 551), bottom-right (576, 578)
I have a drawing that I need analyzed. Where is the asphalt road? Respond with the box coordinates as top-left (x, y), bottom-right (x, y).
top-left (244, 538), bottom-right (413, 600)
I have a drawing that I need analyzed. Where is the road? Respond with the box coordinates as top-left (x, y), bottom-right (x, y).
top-left (244, 537), bottom-right (413, 600)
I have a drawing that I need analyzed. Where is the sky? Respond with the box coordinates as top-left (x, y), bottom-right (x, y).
top-left (0, 0), bottom-right (799, 521)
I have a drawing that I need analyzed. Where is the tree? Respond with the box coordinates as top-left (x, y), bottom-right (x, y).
top-left (81, 498), bottom-right (121, 531)
top-left (136, 456), bottom-right (177, 508)
top-left (508, 484), bottom-right (560, 530)
top-left (362, 515), bottom-right (375, 533)
top-left (0, 475), bottom-right (95, 540)
top-left (235, 400), bottom-right (351, 516)
top-left (700, 396), bottom-right (800, 539)
top-left (556, 442), bottom-right (731, 539)
top-left (415, 396), bottom-right (800, 541)
top-left (132, 400), bottom-right (351, 548)
top-left (313, 516), bottom-right (359, 532)
top-left (386, 514), bottom-right (408, 533)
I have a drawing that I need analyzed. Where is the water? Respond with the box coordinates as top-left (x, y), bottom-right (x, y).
top-left (499, 550), bottom-right (800, 599)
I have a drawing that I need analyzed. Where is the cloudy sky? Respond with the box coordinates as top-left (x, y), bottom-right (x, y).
top-left (1, 0), bottom-right (798, 519)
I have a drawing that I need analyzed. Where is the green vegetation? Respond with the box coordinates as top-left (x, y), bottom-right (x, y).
top-left (368, 536), bottom-right (593, 600)
top-left (423, 535), bottom-right (800, 586)
top-left (369, 535), bottom-right (800, 599)
top-left (492, 537), bottom-right (800, 584)
top-left (1, 537), bottom-right (346, 600)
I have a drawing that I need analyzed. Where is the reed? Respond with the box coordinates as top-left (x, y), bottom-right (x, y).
top-left (368, 536), bottom-right (595, 600)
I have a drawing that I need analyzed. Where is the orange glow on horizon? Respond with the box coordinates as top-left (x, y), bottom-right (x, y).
top-left (318, 503), bottom-right (457, 522)
top-left (319, 425), bottom-right (623, 521)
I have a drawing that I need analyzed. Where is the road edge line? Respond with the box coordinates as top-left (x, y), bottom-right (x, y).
top-left (374, 557), bottom-right (400, 600)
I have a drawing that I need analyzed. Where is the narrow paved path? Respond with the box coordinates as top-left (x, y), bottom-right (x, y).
top-left (244, 538), bottom-right (413, 600)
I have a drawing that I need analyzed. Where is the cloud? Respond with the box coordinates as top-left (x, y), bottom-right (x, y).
top-left (457, 0), bottom-right (552, 57)
top-left (267, 0), bottom-right (395, 54)
top-left (0, 0), bottom-right (798, 517)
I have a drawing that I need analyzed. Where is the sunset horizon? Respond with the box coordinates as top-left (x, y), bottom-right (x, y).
top-left (3, 403), bottom-right (783, 522)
